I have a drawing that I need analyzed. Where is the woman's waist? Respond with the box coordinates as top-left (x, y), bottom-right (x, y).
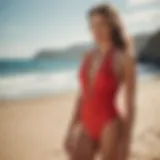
top-left (80, 102), bottom-right (117, 123)
top-left (81, 100), bottom-right (117, 115)
top-left (82, 96), bottom-right (115, 106)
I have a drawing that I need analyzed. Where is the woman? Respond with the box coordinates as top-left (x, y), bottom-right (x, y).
top-left (64, 3), bottom-right (136, 160)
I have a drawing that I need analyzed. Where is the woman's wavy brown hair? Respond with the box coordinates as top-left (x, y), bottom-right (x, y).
top-left (88, 4), bottom-right (131, 52)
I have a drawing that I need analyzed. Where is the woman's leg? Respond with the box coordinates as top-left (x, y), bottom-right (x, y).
top-left (69, 123), bottom-right (96, 160)
top-left (99, 119), bottom-right (121, 160)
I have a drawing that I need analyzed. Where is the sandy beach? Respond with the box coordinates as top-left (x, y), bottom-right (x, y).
top-left (0, 78), bottom-right (160, 160)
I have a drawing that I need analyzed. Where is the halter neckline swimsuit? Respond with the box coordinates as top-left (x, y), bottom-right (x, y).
top-left (79, 48), bottom-right (119, 140)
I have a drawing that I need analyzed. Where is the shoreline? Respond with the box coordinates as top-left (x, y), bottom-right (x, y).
top-left (0, 63), bottom-right (160, 101)
top-left (1, 74), bottom-right (160, 102)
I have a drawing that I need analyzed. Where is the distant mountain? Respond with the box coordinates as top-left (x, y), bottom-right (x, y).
top-left (134, 33), bottom-right (151, 53)
top-left (34, 43), bottom-right (92, 60)
top-left (34, 30), bottom-right (160, 65)
top-left (139, 30), bottom-right (160, 65)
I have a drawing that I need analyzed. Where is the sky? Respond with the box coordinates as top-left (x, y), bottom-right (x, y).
top-left (0, 0), bottom-right (159, 58)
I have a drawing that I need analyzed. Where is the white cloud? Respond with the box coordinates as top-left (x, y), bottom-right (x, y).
top-left (121, 8), bottom-right (160, 33)
top-left (128, 0), bottom-right (159, 6)
top-left (122, 9), bottom-right (160, 25)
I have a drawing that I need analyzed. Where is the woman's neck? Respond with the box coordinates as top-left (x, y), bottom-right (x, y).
top-left (97, 41), bottom-right (113, 56)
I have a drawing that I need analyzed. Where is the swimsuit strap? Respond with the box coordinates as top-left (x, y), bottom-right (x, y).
top-left (102, 47), bottom-right (116, 69)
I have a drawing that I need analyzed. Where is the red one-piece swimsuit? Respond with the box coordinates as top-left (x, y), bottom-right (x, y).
top-left (79, 48), bottom-right (119, 141)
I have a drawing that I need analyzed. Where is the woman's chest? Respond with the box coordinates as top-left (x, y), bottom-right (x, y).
top-left (79, 62), bottom-right (117, 91)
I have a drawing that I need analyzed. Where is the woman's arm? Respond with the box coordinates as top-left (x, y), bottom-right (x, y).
top-left (64, 51), bottom-right (89, 153)
top-left (118, 51), bottom-right (136, 160)
top-left (123, 52), bottom-right (136, 132)
top-left (64, 52), bottom-right (88, 153)
top-left (67, 51), bottom-right (88, 131)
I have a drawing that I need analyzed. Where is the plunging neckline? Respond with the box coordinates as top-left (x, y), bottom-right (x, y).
top-left (86, 49), bottom-right (113, 97)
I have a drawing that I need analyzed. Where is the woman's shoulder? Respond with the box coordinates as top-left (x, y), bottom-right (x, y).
top-left (115, 50), bottom-right (136, 68)
top-left (115, 48), bottom-right (136, 65)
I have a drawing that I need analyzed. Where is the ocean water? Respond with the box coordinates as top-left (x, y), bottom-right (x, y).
top-left (0, 59), bottom-right (159, 100)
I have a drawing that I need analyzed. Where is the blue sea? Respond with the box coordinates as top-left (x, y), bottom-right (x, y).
top-left (0, 59), bottom-right (159, 100)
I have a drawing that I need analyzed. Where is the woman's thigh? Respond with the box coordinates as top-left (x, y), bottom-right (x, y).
top-left (70, 123), bottom-right (96, 160)
top-left (99, 119), bottom-right (121, 160)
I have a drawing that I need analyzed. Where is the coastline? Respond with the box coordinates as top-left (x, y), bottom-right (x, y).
top-left (0, 78), bottom-right (160, 160)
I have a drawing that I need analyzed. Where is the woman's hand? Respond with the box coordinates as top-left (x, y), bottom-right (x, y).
top-left (64, 129), bottom-right (74, 154)
top-left (116, 116), bottom-right (133, 160)
top-left (64, 123), bottom-right (81, 155)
